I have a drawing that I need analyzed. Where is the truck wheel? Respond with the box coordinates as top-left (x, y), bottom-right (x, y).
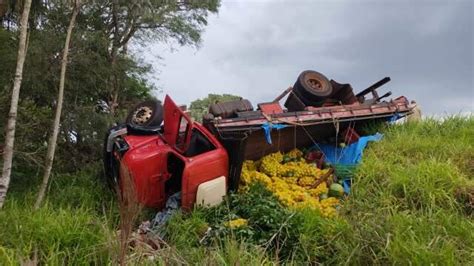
top-left (126, 100), bottom-right (163, 127)
top-left (293, 70), bottom-right (332, 105)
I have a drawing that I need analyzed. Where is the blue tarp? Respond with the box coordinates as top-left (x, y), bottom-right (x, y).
top-left (261, 122), bottom-right (288, 144)
top-left (314, 133), bottom-right (383, 194)
top-left (316, 133), bottom-right (383, 165)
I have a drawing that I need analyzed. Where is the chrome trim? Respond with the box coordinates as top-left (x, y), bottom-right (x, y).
top-left (106, 127), bottom-right (128, 152)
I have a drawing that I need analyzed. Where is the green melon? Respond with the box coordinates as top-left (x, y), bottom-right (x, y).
top-left (328, 183), bottom-right (344, 198)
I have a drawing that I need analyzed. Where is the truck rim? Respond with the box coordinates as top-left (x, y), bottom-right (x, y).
top-left (132, 106), bottom-right (153, 125)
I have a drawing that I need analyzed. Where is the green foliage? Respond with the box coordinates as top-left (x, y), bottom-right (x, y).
top-left (202, 183), bottom-right (297, 247)
top-left (338, 116), bottom-right (474, 265)
top-left (0, 165), bottom-right (117, 264)
top-left (0, 0), bottom-right (221, 177)
top-left (0, 29), bottom-right (16, 87)
top-left (189, 93), bottom-right (241, 121)
top-left (163, 210), bottom-right (209, 249)
top-left (163, 183), bottom-right (350, 263)
top-left (0, 203), bottom-right (110, 264)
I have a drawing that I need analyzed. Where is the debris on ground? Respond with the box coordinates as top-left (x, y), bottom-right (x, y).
top-left (151, 192), bottom-right (181, 229)
top-left (124, 192), bottom-right (182, 258)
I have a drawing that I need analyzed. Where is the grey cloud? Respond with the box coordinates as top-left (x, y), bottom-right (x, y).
top-left (149, 0), bottom-right (473, 115)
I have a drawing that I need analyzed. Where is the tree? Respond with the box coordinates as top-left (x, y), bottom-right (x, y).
top-left (0, 0), bottom-right (221, 199)
top-left (189, 93), bottom-right (242, 122)
top-left (0, 0), bottom-right (32, 208)
top-left (85, 0), bottom-right (220, 114)
top-left (34, 0), bottom-right (80, 209)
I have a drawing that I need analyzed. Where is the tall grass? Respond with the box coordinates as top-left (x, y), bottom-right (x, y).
top-left (0, 164), bottom-right (117, 264)
top-left (339, 117), bottom-right (474, 264)
top-left (0, 117), bottom-right (472, 264)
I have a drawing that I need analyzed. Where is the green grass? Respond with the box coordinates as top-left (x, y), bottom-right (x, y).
top-left (339, 117), bottom-right (474, 265)
top-left (0, 164), bottom-right (118, 264)
top-left (0, 117), bottom-right (473, 264)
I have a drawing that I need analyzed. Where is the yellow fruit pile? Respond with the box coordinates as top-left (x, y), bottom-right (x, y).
top-left (224, 218), bottom-right (248, 229)
top-left (240, 149), bottom-right (340, 217)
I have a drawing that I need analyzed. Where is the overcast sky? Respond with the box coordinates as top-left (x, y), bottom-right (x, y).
top-left (147, 0), bottom-right (473, 116)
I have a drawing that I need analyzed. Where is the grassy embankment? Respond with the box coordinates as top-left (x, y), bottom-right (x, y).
top-left (0, 117), bottom-right (473, 264)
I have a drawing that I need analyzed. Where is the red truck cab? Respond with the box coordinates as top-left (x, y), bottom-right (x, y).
top-left (105, 95), bottom-right (228, 210)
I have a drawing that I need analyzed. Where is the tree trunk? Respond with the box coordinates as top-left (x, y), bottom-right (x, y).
top-left (34, 3), bottom-right (79, 210)
top-left (108, 0), bottom-right (120, 115)
top-left (0, 0), bottom-right (32, 209)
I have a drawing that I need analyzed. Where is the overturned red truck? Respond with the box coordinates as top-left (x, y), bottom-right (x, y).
top-left (104, 70), bottom-right (415, 210)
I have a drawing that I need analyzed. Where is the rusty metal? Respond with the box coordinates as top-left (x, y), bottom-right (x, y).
top-left (258, 102), bottom-right (283, 115)
top-left (205, 96), bottom-right (415, 162)
top-left (215, 96), bottom-right (413, 129)
top-left (236, 111), bottom-right (262, 118)
top-left (209, 99), bottom-right (253, 119)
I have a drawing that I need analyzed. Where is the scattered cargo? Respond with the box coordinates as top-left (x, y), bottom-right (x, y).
top-left (240, 149), bottom-right (340, 217)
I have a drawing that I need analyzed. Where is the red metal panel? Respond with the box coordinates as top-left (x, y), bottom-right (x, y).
top-left (122, 135), bottom-right (171, 208)
top-left (342, 127), bottom-right (360, 145)
top-left (181, 123), bottom-right (229, 210)
top-left (258, 102), bottom-right (283, 115)
top-left (121, 106), bottom-right (229, 210)
top-left (163, 95), bottom-right (192, 151)
top-left (181, 147), bottom-right (229, 210)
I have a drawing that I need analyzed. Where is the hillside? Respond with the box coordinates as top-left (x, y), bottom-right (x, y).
top-left (0, 117), bottom-right (473, 264)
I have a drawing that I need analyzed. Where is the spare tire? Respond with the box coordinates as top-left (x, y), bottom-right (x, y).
top-left (293, 70), bottom-right (332, 105)
top-left (126, 100), bottom-right (163, 127)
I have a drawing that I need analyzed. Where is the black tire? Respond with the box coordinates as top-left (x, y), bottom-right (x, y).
top-left (293, 70), bottom-right (332, 105)
top-left (126, 100), bottom-right (163, 127)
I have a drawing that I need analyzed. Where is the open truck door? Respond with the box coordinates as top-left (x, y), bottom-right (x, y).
top-left (163, 95), bottom-right (192, 153)
top-left (162, 95), bottom-right (228, 210)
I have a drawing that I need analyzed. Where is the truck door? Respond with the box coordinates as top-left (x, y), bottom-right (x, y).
top-left (162, 95), bottom-right (228, 210)
top-left (163, 95), bottom-right (192, 153)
